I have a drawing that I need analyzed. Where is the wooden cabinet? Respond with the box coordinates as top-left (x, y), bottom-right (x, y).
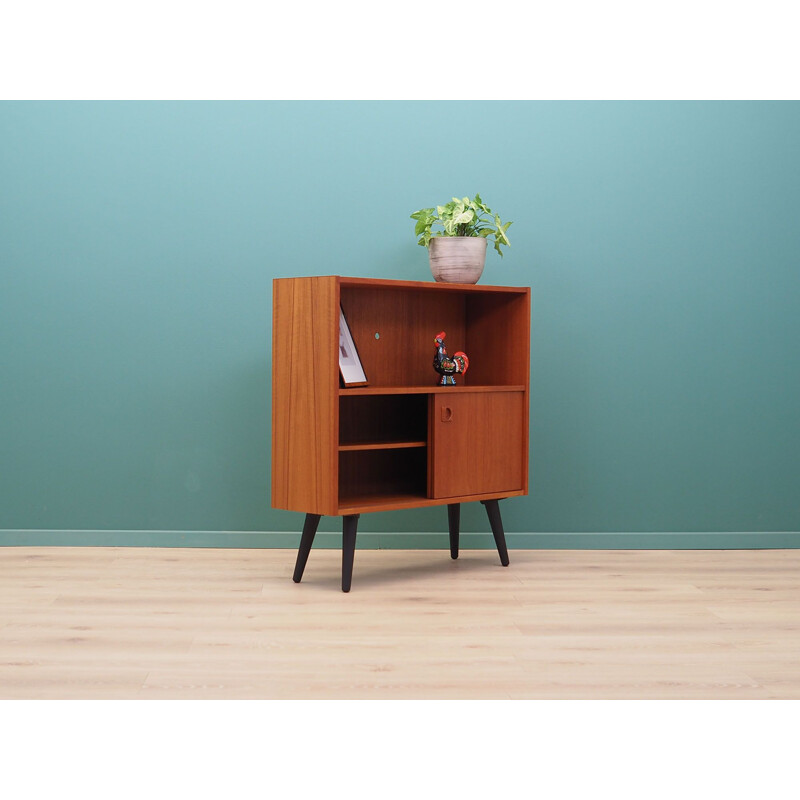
top-left (272, 275), bottom-right (530, 590)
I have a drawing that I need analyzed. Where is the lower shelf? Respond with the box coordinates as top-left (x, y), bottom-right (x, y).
top-left (337, 488), bottom-right (526, 516)
top-left (339, 440), bottom-right (426, 452)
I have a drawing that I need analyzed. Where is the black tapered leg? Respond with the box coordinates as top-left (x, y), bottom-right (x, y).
top-left (342, 514), bottom-right (359, 593)
top-left (447, 503), bottom-right (460, 559)
top-left (292, 513), bottom-right (321, 583)
top-left (481, 499), bottom-right (510, 566)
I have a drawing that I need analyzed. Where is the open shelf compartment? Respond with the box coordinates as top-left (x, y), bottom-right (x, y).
top-left (339, 393), bottom-right (428, 449)
top-left (339, 280), bottom-right (529, 390)
top-left (338, 447), bottom-right (428, 509)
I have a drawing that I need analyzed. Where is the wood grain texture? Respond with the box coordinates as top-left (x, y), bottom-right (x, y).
top-left (430, 391), bottom-right (524, 498)
top-left (2, 547), bottom-right (799, 699)
top-left (272, 276), bottom-right (338, 515)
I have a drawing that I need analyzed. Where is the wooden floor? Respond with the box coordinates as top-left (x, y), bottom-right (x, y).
top-left (1, 546), bottom-right (798, 699)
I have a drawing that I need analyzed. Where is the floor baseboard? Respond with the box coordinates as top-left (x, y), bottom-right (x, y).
top-left (1, 530), bottom-right (799, 548)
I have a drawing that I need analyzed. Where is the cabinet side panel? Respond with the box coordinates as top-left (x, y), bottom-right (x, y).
top-left (272, 277), bottom-right (338, 515)
top-left (522, 290), bottom-right (531, 494)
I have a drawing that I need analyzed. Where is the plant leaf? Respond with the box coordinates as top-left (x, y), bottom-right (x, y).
top-left (413, 195), bottom-right (510, 250)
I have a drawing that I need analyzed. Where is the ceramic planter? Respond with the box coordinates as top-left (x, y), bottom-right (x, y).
top-left (428, 236), bottom-right (487, 284)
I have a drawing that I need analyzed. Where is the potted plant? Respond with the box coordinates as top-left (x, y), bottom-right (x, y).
top-left (410, 194), bottom-right (512, 283)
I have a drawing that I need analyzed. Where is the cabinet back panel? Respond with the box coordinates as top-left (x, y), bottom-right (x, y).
top-left (339, 394), bottom-right (428, 446)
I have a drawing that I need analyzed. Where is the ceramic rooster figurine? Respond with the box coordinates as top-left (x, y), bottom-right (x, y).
top-left (433, 331), bottom-right (469, 385)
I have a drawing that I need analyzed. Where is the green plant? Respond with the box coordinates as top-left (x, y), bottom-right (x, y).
top-left (410, 194), bottom-right (513, 257)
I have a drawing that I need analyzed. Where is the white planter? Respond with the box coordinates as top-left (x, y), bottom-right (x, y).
top-left (429, 236), bottom-right (487, 284)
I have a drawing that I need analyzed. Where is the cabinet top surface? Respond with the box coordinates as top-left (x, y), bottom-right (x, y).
top-left (274, 275), bottom-right (530, 294)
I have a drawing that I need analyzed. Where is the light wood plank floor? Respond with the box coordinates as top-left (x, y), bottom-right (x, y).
top-left (1, 547), bottom-right (798, 699)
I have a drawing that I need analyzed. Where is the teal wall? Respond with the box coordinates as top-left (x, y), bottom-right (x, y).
top-left (2, 101), bottom-right (800, 542)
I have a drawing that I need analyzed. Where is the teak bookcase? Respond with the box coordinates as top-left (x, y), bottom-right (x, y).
top-left (272, 275), bottom-right (531, 591)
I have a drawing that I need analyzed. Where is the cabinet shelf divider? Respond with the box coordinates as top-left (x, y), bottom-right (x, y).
top-left (338, 440), bottom-right (427, 452)
top-left (339, 384), bottom-right (526, 396)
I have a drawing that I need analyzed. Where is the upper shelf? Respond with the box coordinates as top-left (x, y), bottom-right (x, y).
top-left (336, 275), bottom-right (531, 391)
